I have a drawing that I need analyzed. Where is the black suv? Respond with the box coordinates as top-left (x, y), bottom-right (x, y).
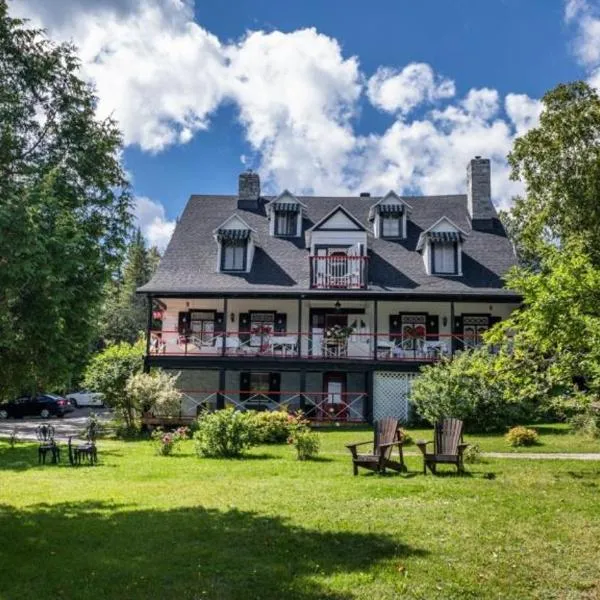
top-left (0, 394), bottom-right (74, 419)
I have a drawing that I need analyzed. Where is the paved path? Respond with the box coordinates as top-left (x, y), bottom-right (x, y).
top-left (481, 451), bottom-right (600, 460)
top-left (0, 408), bottom-right (113, 441)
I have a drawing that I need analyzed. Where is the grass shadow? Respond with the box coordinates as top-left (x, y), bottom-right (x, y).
top-left (0, 501), bottom-right (427, 600)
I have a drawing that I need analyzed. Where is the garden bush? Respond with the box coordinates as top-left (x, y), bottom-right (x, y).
top-left (463, 444), bottom-right (482, 463)
top-left (505, 426), bottom-right (540, 447)
top-left (152, 426), bottom-right (188, 456)
top-left (289, 429), bottom-right (320, 460)
top-left (251, 410), bottom-right (308, 444)
top-left (194, 408), bottom-right (257, 458)
top-left (570, 403), bottom-right (600, 439)
top-left (411, 347), bottom-right (534, 432)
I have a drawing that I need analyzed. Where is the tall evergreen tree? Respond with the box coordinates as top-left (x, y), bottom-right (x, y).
top-left (0, 5), bottom-right (132, 396)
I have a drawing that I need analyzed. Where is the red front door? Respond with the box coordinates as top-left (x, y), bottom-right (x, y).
top-left (323, 372), bottom-right (347, 421)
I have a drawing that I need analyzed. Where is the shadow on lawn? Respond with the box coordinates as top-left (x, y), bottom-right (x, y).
top-left (0, 501), bottom-right (426, 600)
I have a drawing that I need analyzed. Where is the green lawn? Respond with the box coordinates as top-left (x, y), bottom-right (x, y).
top-left (319, 422), bottom-right (600, 454)
top-left (1, 432), bottom-right (600, 600)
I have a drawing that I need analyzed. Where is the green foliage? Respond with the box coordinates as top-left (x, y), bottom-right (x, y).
top-left (398, 428), bottom-right (413, 446)
top-left (194, 408), bottom-right (257, 458)
top-left (100, 229), bottom-right (161, 345)
top-left (463, 444), bottom-right (482, 464)
top-left (125, 370), bottom-right (182, 416)
top-left (487, 244), bottom-right (600, 410)
top-left (83, 339), bottom-right (144, 429)
top-left (508, 82), bottom-right (600, 264)
top-left (410, 347), bottom-right (532, 431)
top-left (290, 429), bottom-right (320, 461)
top-left (250, 410), bottom-right (308, 444)
top-left (0, 5), bottom-right (132, 397)
top-left (505, 426), bottom-right (540, 447)
top-left (569, 401), bottom-right (600, 439)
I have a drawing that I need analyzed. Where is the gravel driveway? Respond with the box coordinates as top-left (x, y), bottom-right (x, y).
top-left (0, 407), bottom-right (113, 441)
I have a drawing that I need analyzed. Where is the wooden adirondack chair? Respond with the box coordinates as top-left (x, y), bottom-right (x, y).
top-left (416, 418), bottom-right (468, 474)
top-left (346, 417), bottom-right (406, 475)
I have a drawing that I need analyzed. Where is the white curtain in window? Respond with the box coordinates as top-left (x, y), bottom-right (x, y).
top-left (434, 243), bottom-right (455, 273)
top-left (223, 245), bottom-right (245, 270)
top-left (382, 216), bottom-right (400, 237)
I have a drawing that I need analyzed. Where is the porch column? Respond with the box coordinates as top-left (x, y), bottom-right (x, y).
top-left (299, 369), bottom-right (306, 411)
top-left (222, 297), bottom-right (228, 357)
top-left (297, 296), bottom-right (303, 359)
top-left (373, 299), bottom-right (378, 360)
top-left (450, 301), bottom-right (455, 355)
top-left (145, 294), bottom-right (153, 357)
top-left (144, 295), bottom-right (152, 373)
top-left (364, 370), bottom-right (373, 423)
top-left (217, 369), bottom-right (225, 410)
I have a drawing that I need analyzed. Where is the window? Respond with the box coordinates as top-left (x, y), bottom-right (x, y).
top-left (222, 243), bottom-right (246, 271)
top-left (381, 215), bottom-right (401, 237)
top-left (463, 316), bottom-right (488, 348)
top-left (432, 242), bottom-right (456, 274)
top-left (401, 315), bottom-right (427, 352)
top-left (275, 212), bottom-right (298, 236)
top-left (250, 311), bottom-right (275, 347)
top-left (250, 372), bottom-right (270, 393)
top-left (189, 311), bottom-right (215, 345)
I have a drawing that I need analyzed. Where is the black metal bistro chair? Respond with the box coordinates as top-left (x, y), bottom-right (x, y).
top-left (36, 425), bottom-right (60, 465)
top-left (68, 421), bottom-right (98, 466)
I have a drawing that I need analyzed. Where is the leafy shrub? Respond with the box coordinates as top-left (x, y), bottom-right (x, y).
top-left (398, 428), bottom-right (413, 446)
top-left (83, 339), bottom-right (145, 429)
top-left (251, 410), bottom-right (309, 444)
top-left (126, 370), bottom-right (182, 416)
top-left (570, 403), bottom-right (600, 439)
top-left (289, 429), bottom-right (320, 460)
top-left (411, 347), bottom-right (533, 432)
top-left (194, 408), bottom-right (257, 458)
top-left (84, 412), bottom-right (102, 440)
top-left (505, 426), bottom-right (539, 447)
top-left (463, 444), bottom-right (482, 463)
top-left (152, 426), bottom-right (188, 456)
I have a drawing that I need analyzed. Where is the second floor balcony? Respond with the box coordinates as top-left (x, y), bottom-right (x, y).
top-left (148, 329), bottom-right (482, 362)
top-left (309, 254), bottom-right (368, 289)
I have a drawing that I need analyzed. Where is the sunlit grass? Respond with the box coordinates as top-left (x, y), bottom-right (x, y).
top-left (1, 429), bottom-right (600, 600)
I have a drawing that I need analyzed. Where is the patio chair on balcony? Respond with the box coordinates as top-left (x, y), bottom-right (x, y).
top-left (416, 418), bottom-right (468, 474)
top-left (346, 417), bottom-right (406, 475)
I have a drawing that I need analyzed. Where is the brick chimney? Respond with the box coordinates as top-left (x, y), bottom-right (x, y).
top-left (467, 157), bottom-right (495, 230)
top-left (238, 170), bottom-right (261, 210)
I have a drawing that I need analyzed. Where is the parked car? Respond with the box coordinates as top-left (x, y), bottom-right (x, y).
top-left (0, 393), bottom-right (74, 419)
top-left (65, 390), bottom-right (104, 408)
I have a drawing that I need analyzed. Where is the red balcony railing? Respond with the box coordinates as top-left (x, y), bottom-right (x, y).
top-left (143, 389), bottom-right (368, 424)
top-left (310, 255), bottom-right (368, 289)
top-left (148, 330), bottom-right (482, 361)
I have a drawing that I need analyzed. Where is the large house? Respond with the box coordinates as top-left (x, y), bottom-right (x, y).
top-left (138, 157), bottom-right (520, 424)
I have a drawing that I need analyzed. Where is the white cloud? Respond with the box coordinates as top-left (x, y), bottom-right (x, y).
top-left (227, 28), bottom-right (361, 194)
top-left (134, 196), bottom-right (176, 251)
top-left (565, 0), bottom-right (600, 89)
top-left (13, 0), bottom-right (228, 153)
top-left (13, 0), bottom-right (546, 222)
top-left (505, 93), bottom-right (543, 136)
top-left (367, 63), bottom-right (455, 115)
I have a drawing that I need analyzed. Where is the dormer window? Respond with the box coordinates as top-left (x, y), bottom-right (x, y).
top-left (380, 211), bottom-right (402, 238)
top-left (274, 207), bottom-right (299, 236)
top-left (416, 218), bottom-right (468, 276)
top-left (267, 191), bottom-right (304, 238)
top-left (218, 230), bottom-right (249, 271)
top-left (431, 236), bottom-right (459, 274)
top-left (369, 192), bottom-right (411, 239)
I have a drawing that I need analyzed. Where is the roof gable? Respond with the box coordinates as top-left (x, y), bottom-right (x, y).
top-left (309, 205), bottom-right (366, 232)
top-left (213, 214), bottom-right (255, 234)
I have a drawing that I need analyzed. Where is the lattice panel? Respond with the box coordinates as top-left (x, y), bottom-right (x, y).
top-left (373, 371), bottom-right (418, 423)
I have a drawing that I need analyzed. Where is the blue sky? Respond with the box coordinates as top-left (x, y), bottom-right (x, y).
top-left (13, 0), bottom-right (600, 248)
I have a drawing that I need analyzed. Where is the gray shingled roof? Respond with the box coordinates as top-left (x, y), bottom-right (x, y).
top-left (138, 194), bottom-right (519, 298)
